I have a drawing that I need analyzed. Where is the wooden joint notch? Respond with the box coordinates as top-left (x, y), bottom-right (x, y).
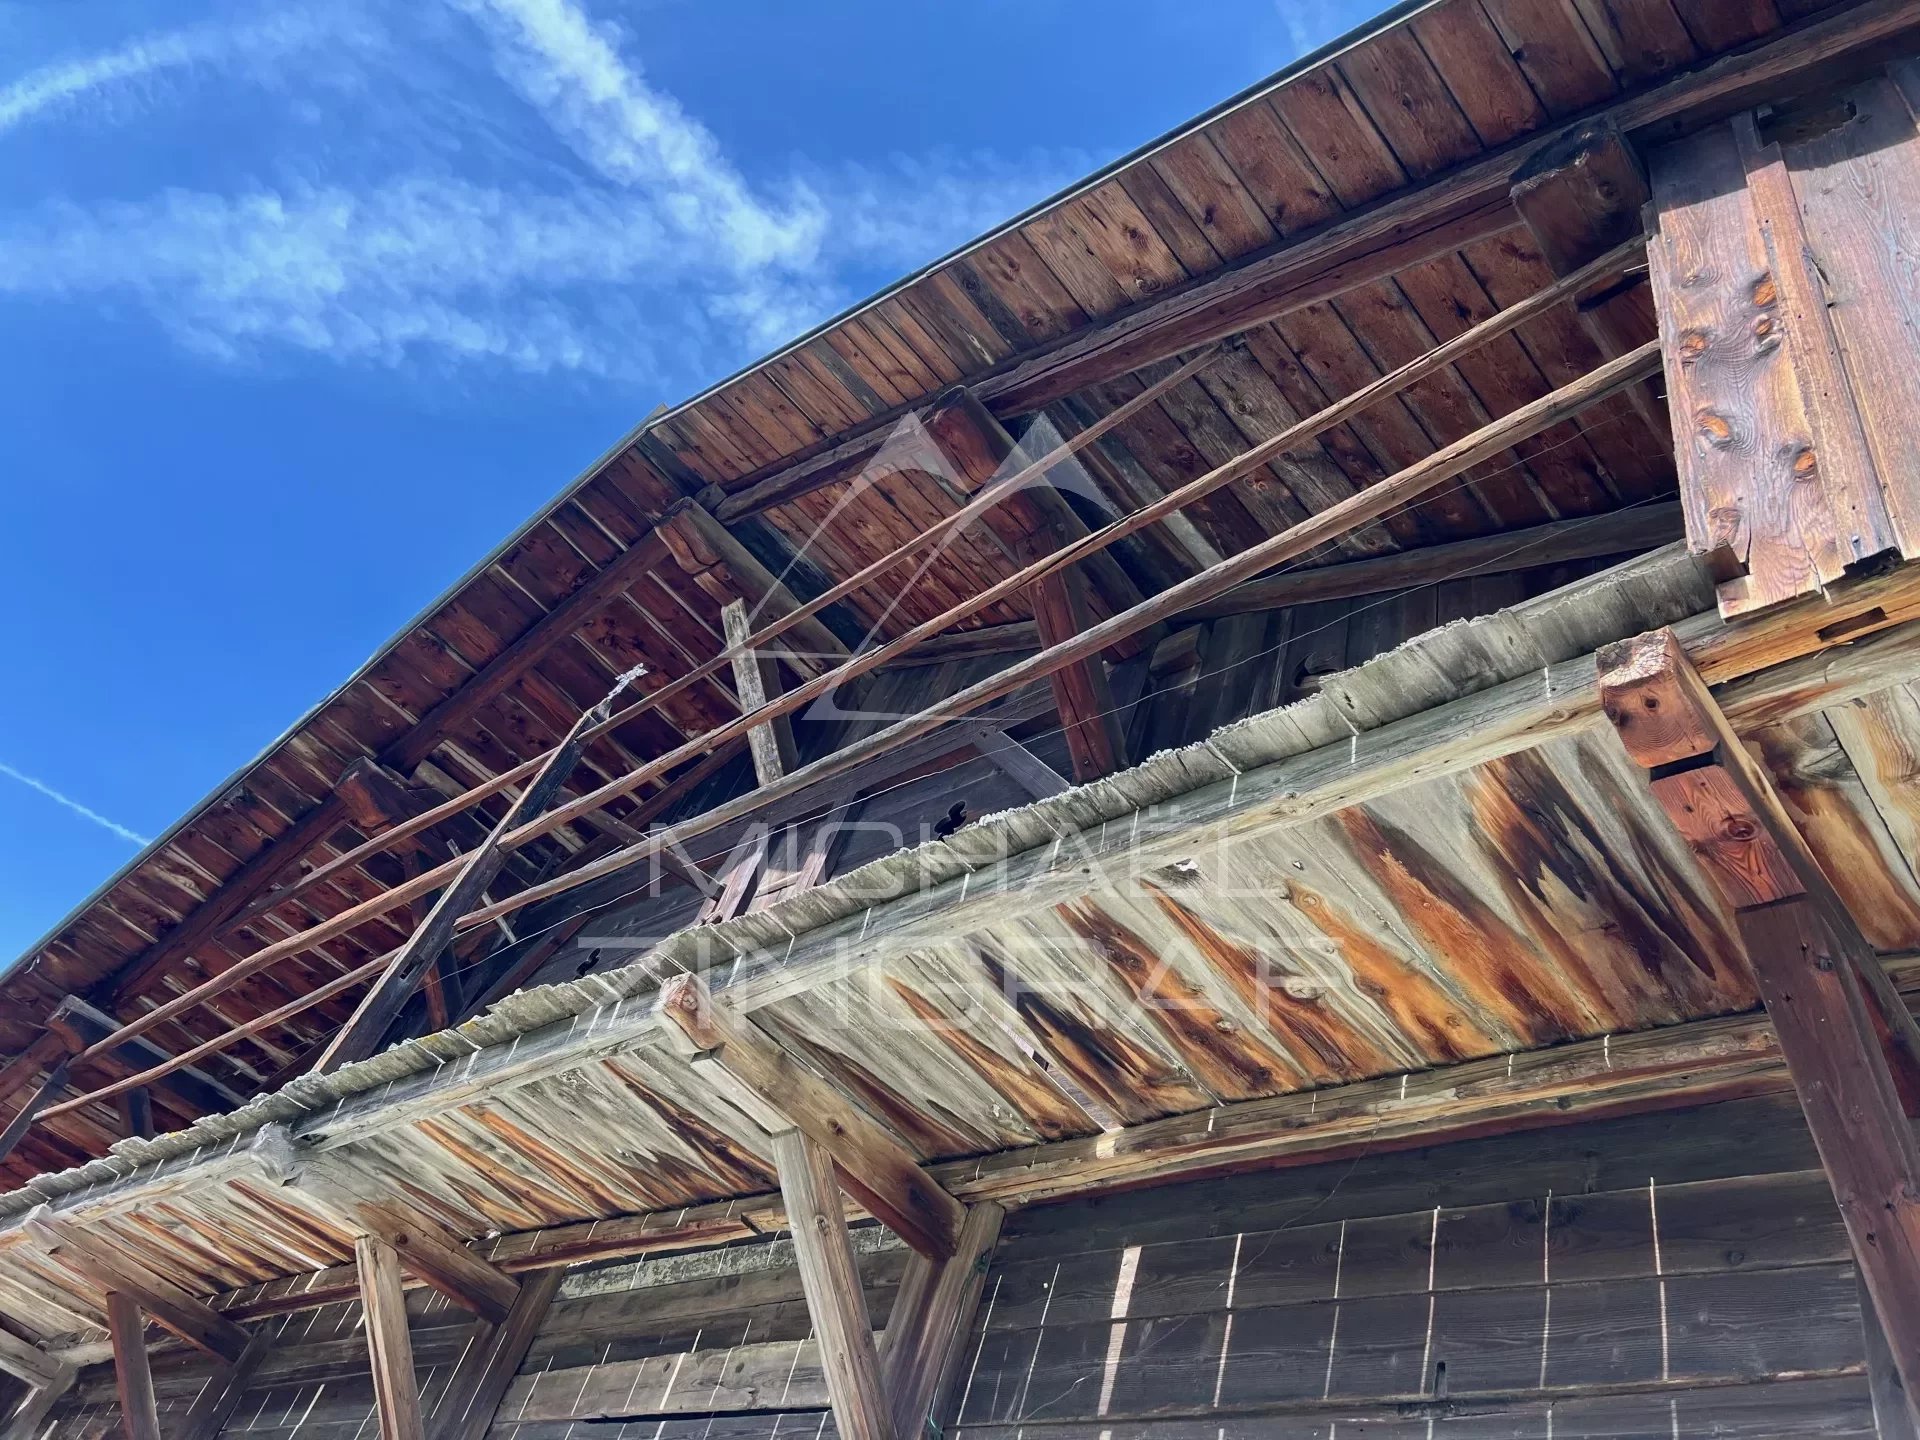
top-left (657, 974), bottom-right (964, 1261)
top-left (249, 1124), bottom-right (520, 1323)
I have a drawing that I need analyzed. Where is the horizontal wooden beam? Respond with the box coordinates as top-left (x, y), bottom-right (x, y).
top-left (659, 973), bottom-right (965, 1260)
top-left (249, 1125), bottom-right (519, 1322)
top-left (0, 1319), bottom-right (66, 1391)
top-left (22, 1207), bottom-right (250, 1363)
top-left (1174, 502), bottom-right (1683, 621)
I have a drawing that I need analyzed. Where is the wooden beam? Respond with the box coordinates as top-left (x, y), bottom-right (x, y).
top-left (1029, 567), bottom-right (1127, 782)
top-left (1598, 627), bottom-right (1920, 1411)
top-left (0, 1063), bottom-right (68, 1168)
top-left (0, 1327), bottom-right (64, 1394)
top-left (723, 599), bottom-right (798, 785)
top-left (316, 678), bottom-right (638, 1075)
top-left (426, 1268), bottom-right (562, 1440)
top-left (382, 533), bottom-right (672, 775)
top-left (657, 501), bottom-right (851, 675)
top-left (772, 1128), bottom-right (889, 1440)
top-left (105, 1292), bottom-right (159, 1440)
top-left (174, 1332), bottom-right (269, 1440)
top-left (1859, 1273), bottom-right (1920, 1440)
top-left (658, 973), bottom-right (964, 1260)
top-left (881, 1202), bottom-right (1005, 1440)
top-left (971, 728), bottom-right (1068, 799)
top-left (358, 1235), bottom-right (425, 1440)
top-left (896, 621), bottom-right (1038, 666)
top-left (1174, 503), bottom-right (1684, 621)
top-left (46, 997), bottom-right (241, 1117)
top-left (1510, 120), bottom-right (1666, 438)
top-left (0, 1365), bottom-right (74, 1440)
top-left (250, 1125), bottom-right (520, 1323)
top-left (22, 1209), bottom-right (249, 1364)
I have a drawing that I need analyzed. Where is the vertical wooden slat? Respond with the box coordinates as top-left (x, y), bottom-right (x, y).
top-left (105, 1293), bottom-right (160, 1440)
top-left (723, 598), bottom-right (799, 786)
top-left (358, 1236), bottom-right (425, 1440)
top-left (772, 1128), bottom-right (890, 1440)
top-left (1030, 566), bottom-right (1127, 782)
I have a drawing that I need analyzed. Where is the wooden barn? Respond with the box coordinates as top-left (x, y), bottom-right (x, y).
top-left (6, 0), bottom-right (1920, 1434)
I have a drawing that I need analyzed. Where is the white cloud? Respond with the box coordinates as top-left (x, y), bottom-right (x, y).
top-left (0, 761), bottom-right (149, 846)
top-left (0, 0), bottom-right (1086, 381)
top-left (0, 11), bottom-right (353, 137)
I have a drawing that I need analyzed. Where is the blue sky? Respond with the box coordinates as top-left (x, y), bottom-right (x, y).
top-left (0, 0), bottom-right (1371, 963)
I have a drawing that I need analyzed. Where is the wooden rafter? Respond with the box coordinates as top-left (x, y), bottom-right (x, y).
top-left (659, 973), bottom-right (965, 1260)
top-left (772, 1128), bottom-right (889, 1440)
top-left (358, 1234), bottom-right (425, 1440)
top-left (250, 1124), bottom-right (519, 1322)
top-left (22, 1208), bottom-right (249, 1364)
top-left (1598, 627), bottom-right (1920, 1415)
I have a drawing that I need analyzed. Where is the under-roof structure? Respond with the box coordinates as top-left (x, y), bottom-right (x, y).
top-left (5, 1), bottom-right (1920, 1437)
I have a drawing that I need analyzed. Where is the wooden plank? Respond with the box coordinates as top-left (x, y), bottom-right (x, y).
top-left (22, 1209), bottom-right (250, 1363)
top-left (659, 974), bottom-right (965, 1260)
top-left (724, 599), bottom-right (799, 786)
top-left (881, 1202), bottom-right (1005, 1440)
top-left (105, 1291), bottom-right (160, 1440)
top-left (1510, 120), bottom-right (1668, 439)
top-left (250, 1125), bottom-right (520, 1322)
top-left (174, 1331), bottom-right (269, 1440)
top-left (1597, 628), bottom-right (1920, 1410)
top-left (358, 1235), bottom-right (425, 1440)
top-left (1859, 1272), bottom-right (1920, 1440)
top-left (426, 1267), bottom-right (562, 1440)
top-left (773, 1129), bottom-right (889, 1440)
top-left (315, 674), bottom-right (642, 1075)
top-left (1177, 503), bottom-right (1682, 619)
top-left (971, 729), bottom-right (1069, 799)
top-left (1648, 121), bottom-right (1837, 612)
top-left (1029, 567), bottom-right (1127, 782)
top-left (0, 1365), bottom-right (74, 1440)
top-left (0, 1325), bottom-right (62, 1393)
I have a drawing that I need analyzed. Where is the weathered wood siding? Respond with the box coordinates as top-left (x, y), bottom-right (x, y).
top-left (947, 1093), bottom-right (1877, 1438)
top-left (47, 1095), bottom-right (1877, 1438)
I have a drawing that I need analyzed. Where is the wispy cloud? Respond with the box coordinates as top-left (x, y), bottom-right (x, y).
top-left (0, 761), bottom-right (149, 846)
top-left (0, 11), bottom-right (350, 137)
top-left (0, 0), bottom-right (1085, 379)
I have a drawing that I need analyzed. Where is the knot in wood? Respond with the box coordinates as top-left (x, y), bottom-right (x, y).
top-left (1750, 272), bottom-right (1778, 308)
top-left (1694, 408), bottom-right (1734, 448)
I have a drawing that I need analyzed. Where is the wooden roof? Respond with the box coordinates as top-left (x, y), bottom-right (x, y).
top-left (1, 0), bottom-right (1896, 1181)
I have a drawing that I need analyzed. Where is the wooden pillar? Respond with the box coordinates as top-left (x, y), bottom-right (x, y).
top-left (1029, 566), bottom-right (1128, 782)
top-left (772, 1129), bottom-right (889, 1440)
top-left (427, 1268), bottom-right (561, 1440)
top-left (105, 1293), bottom-right (159, 1440)
top-left (881, 1202), bottom-right (1006, 1440)
top-left (723, 598), bottom-right (799, 786)
top-left (358, 1235), bottom-right (425, 1440)
top-left (1599, 628), bottom-right (1920, 1422)
top-left (1510, 121), bottom-right (1665, 438)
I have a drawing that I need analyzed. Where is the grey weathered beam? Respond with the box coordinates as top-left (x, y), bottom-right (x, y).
top-left (0, 1322), bottom-right (65, 1392)
top-left (426, 1268), bottom-right (563, 1440)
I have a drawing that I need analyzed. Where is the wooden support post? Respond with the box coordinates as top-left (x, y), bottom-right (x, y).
top-left (111, 1087), bottom-right (153, 1142)
top-left (971, 728), bottom-right (1068, 799)
top-left (22, 1209), bottom-right (250, 1363)
top-left (1599, 628), bottom-right (1920, 1418)
top-left (426, 1268), bottom-right (562, 1440)
top-left (772, 1129), bottom-right (889, 1440)
top-left (881, 1202), bottom-right (1005, 1440)
top-left (317, 676), bottom-right (639, 1075)
top-left (250, 1125), bottom-right (520, 1322)
top-left (0, 1365), bottom-right (74, 1440)
top-left (723, 598), bottom-right (799, 786)
top-left (0, 1063), bottom-right (68, 1167)
top-left (0, 1327), bottom-right (65, 1395)
top-left (1030, 566), bottom-right (1127, 782)
top-left (174, 1333), bottom-right (269, 1440)
top-left (1510, 122), bottom-right (1665, 439)
top-left (659, 974), bottom-right (964, 1260)
top-left (358, 1235), bottom-right (425, 1440)
top-left (105, 1292), bottom-right (159, 1440)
